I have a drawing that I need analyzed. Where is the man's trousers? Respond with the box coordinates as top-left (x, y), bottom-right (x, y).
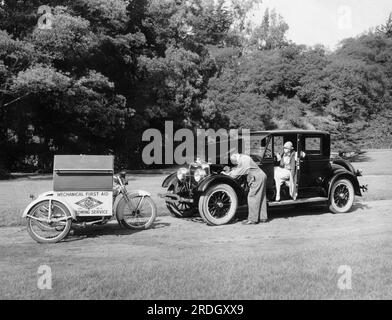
top-left (247, 168), bottom-right (268, 222)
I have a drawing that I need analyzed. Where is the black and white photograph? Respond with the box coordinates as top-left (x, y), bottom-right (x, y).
top-left (1, 0), bottom-right (392, 306)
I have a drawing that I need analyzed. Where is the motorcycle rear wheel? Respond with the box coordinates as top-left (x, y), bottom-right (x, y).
top-left (26, 200), bottom-right (72, 244)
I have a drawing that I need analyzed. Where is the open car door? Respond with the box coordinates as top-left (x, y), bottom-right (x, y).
top-left (291, 134), bottom-right (301, 200)
top-left (291, 151), bottom-right (299, 200)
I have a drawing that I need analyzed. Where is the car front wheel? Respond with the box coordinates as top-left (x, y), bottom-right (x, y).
top-left (329, 178), bottom-right (355, 214)
top-left (198, 184), bottom-right (238, 226)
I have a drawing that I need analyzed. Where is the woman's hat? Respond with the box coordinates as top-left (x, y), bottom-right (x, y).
top-left (283, 142), bottom-right (294, 150)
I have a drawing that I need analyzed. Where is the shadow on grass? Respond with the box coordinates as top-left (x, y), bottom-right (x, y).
top-left (183, 216), bottom-right (205, 224)
top-left (140, 201), bottom-right (372, 227)
top-left (63, 219), bottom-right (170, 242)
top-left (351, 202), bottom-right (372, 212)
top-left (348, 150), bottom-right (372, 163)
top-left (176, 204), bottom-right (330, 225)
top-left (176, 203), bottom-right (334, 225)
top-left (9, 174), bottom-right (53, 181)
top-left (266, 201), bottom-right (371, 221)
top-left (234, 201), bottom-right (371, 222)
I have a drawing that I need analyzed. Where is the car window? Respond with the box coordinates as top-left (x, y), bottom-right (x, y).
top-left (305, 137), bottom-right (321, 155)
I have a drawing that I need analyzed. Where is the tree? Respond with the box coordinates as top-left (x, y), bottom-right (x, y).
top-left (376, 12), bottom-right (392, 38)
top-left (72, 0), bottom-right (129, 35)
top-left (30, 6), bottom-right (94, 67)
top-left (1, 2), bottom-right (392, 174)
top-left (249, 8), bottom-right (289, 50)
top-left (0, 4), bottom-right (130, 171)
top-left (0, 30), bottom-right (38, 170)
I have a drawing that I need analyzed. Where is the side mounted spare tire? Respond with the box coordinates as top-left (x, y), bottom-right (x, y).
top-left (199, 184), bottom-right (238, 226)
top-left (329, 178), bottom-right (355, 214)
top-left (166, 183), bottom-right (196, 218)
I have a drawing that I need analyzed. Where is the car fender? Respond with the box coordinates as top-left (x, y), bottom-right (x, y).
top-left (22, 193), bottom-right (76, 219)
top-left (330, 163), bottom-right (350, 173)
top-left (332, 159), bottom-right (356, 175)
top-left (327, 171), bottom-right (362, 197)
top-left (114, 190), bottom-right (151, 220)
top-left (162, 172), bottom-right (177, 188)
top-left (197, 174), bottom-right (246, 202)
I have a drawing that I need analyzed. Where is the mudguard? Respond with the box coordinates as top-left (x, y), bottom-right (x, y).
top-left (162, 172), bottom-right (177, 188)
top-left (332, 159), bottom-right (356, 175)
top-left (197, 174), bottom-right (245, 196)
top-left (127, 190), bottom-right (151, 197)
top-left (22, 192), bottom-right (76, 219)
top-left (327, 171), bottom-right (362, 197)
top-left (114, 190), bottom-right (152, 220)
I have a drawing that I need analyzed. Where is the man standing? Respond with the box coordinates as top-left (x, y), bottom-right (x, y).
top-left (224, 153), bottom-right (268, 225)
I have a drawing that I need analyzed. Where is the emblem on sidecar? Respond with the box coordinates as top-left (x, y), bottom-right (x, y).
top-left (75, 197), bottom-right (103, 210)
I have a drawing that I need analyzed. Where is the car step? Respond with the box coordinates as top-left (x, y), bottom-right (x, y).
top-left (268, 197), bottom-right (328, 207)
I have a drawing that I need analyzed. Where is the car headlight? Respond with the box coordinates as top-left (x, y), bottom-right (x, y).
top-left (177, 167), bottom-right (189, 181)
top-left (194, 168), bottom-right (207, 182)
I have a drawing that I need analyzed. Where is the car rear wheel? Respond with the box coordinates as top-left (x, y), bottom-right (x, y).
top-left (199, 184), bottom-right (238, 226)
top-left (329, 179), bottom-right (355, 214)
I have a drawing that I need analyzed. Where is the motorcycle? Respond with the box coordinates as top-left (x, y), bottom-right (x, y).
top-left (22, 171), bottom-right (157, 244)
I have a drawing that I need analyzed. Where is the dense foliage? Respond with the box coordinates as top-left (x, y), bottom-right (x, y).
top-left (0, 0), bottom-right (391, 173)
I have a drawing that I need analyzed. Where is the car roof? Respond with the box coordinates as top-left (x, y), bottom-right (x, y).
top-left (249, 130), bottom-right (329, 136)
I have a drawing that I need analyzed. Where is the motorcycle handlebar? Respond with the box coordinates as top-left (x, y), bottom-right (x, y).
top-left (113, 174), bottom-right (128, 186)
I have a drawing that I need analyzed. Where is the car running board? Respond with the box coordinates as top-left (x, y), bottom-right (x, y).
top-left (268, 197), bottom-right (328, 207)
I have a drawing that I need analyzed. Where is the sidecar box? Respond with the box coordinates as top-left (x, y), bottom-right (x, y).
top-left (53, 155), bottom-right (114, 216)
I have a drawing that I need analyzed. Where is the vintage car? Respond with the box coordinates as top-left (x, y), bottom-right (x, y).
top-left (160, 130), bottom-right (368, 226)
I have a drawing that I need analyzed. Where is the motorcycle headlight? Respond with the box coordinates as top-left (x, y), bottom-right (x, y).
top-left (177, 167), bottom-right (189, 181)
top-left (194, 168), bottom-right (207, 182)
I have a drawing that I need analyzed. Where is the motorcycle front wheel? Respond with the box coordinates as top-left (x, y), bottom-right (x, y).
top-left (26, 200), bottom-right (72, 243)
top-left (116, 195), bottom-right (157, 230)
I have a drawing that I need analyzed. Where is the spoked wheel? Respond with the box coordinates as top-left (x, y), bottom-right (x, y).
top-left (329, 179), bottom-right (355, 214)
top-left (199, 184), bottom-right (238, 226)
top-left (166, 183), bottom-right (196, 218)
top-left (26, 200), bottom-right (72, 243)
top-left (116, 194), bottom-right (157, 229)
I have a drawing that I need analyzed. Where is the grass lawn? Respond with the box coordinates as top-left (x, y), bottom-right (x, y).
top-left (0, 150), bottom-right (391, 299)
top-left (1, 199), bottom-right (392, 299)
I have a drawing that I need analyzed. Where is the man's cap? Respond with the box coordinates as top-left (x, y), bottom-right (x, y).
top-left (230, 153), bottom-right (240, 163)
